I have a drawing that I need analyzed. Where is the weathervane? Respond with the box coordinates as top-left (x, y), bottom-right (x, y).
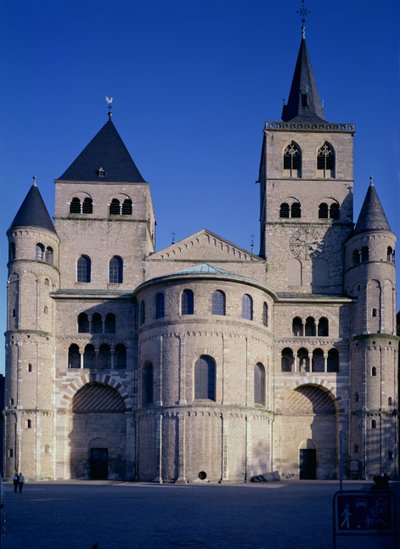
top-left (297, 0), bottom-right (311, 39)
top-left (33, 175), bottom-right (37, 187)
top-left (105, 96), bottom-right (113, 118)
top-left (171, 231), bottom-right (176, 245)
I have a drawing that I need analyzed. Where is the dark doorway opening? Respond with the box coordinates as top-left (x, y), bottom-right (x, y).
top-left (90, 448), bottom-right (108, 480)
top-left (299, 449), bottom-right (316, 479)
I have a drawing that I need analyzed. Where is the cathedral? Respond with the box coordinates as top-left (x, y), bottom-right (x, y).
top-left (4, 28), bottom-right (398, 483)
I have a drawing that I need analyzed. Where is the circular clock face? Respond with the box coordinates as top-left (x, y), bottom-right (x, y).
top-left (289, 227), bottom-right (323, 260)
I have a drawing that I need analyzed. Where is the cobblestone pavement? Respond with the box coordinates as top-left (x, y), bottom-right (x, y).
top-left (1, 481), bottom-right (399, 549)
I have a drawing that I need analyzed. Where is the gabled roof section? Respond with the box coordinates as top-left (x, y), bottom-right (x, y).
top-left (353, 181), bottom-right (391, 235)
top-left (282, 37), bottom-right (325, 123)
top-left (173, 263), bottom-right (242, 276)
top-left (58, 116), bottom-right (145, 183)
top-left (8, 182), bottom-right (56, 235)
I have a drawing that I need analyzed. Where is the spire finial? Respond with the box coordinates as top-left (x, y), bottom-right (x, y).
top-left (171, 231), bottom-right (176, 245)
top-left (297, 0), bottom-right (311, 39)
top-left (105, 96), bottom-right (113, 119)
top-left (33, 176), bottom-right (37, 187)
top-left (370, 176), bottom-right (374, 187)
top-left (250, 234), bottom-right (255, 254)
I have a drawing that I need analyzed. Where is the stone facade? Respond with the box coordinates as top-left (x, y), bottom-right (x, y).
top-left (3, 35), bottom-right (399, 482)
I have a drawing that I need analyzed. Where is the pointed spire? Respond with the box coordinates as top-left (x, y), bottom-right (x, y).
top-left (8, 182), bottom-right (56, 235)
top-left (281, 37), bottom-right (325, 123)
top-left (58, 118), bottom-right (145, 183)
top-left (353, 180), bottom-right (391, 236)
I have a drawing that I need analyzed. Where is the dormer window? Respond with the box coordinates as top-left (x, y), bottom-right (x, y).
top-left (97, 167), bottom-right (106, 178)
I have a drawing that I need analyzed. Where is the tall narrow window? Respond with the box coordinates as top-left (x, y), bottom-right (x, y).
top-left (254, 363), bottom-right (266, 405)
top-left (82, 197), bottom-right (93, 214)
top-left (194, 355), bottom-right (216, 400)
top-left (292, 317), bottom-right (303, 336)
top-left (283, 142), bottom-right (301, 177)
top-left (181, 289), bottom-right (194, 315)
top-left (361, 246), bottom-right (369, 262)
top-left (317, 317), bottom-right (329, 336)
top-left (45, 246), bottom-right (54, 265)
top-left (242, 294), bottom-right (253, 320)
top-left (291, 202), bottom-right (301, 218)
top-left (36, 243), bottom-right (45, 260)
top-left (317, 142), bottom-right (335, 178)
top-left (109, 198), bottom-right (121, 215)
top-left (387, 246), bottom-right (393, 262)
top-left (105, 313), bottom-right (116, 334)
top-left (281, 348), bottom-right (294, 372)
top-left (263, 302), bottom-right (268, 327)
top-left (77, 255), bottom-right (91, 282)
top-left (298, 348), bottom-right (310, 372)
top-left (91, 313), bottom-right (103, 334)
top-left (98, 344), bottom-right (111, 369)
top-left (305, 317), bottom-right (316, 336)
top-left (279, 203), bottom-right (290, 218)
top-left (83, 344), bottom-right (95, 369)
top-left (70, 197), bottom-right (81, 213)
top-left (155, 292), bottom-right (165, 319)
top-left (318, 203), bottom-right (329, 219)
top-left (115, 344), bottom-right (127, 369)
top-left (330, 203), bottom-right (340, 219)
top-left (327, 348), bottom-right (339, 372)
top-left (122, 199), bottom-right (132, 215)
top-left (68, 344), bottom-right (80, 369)
top-left (212, 290), bottom-right (226, 316)
top-left (109, 256), bottom-right (123, 284)
top-left (78, 312), bottom-right (89, 333)
top-left (312, 349), bottom-right (324, 372)
top-left (140, 301), bottom-right (146, 325)
top-left (142, 362), bottom-right (154, 405)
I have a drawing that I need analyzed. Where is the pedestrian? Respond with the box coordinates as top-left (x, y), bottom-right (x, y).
top-left (18, 473), bottom-right (25, 493)
top-left (12, 473), bottom-right (19, 493)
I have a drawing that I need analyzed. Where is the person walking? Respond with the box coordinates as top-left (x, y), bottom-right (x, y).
top-left (12, 473), bottom-right (19, 493)
top-left (18, 473), bottom-right (25, 493)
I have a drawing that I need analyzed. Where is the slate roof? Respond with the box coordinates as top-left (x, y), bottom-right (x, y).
top-left (8, 183), bottom-right (56, 235)
top-left (282, 37), bottom-right (325, 123)
top-left (353, 182), bottom-right (391, 235)
top-left (58, 116), bottom-right (145, 183)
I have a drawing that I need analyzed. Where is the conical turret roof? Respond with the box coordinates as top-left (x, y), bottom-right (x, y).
top-left (353, 181), bottom-right (391, 235)
top-left (8, 182), bottom-right (56, 235)
top-left (58, 116), bottom-right (145, 183)
top-left (282, 37), bottom-right (325, 123)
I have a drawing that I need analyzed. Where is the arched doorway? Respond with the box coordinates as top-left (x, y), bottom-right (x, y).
top-left (280, 385), bottom-right (337, 479)
top-left (70, 383), bottom-right (127, 480)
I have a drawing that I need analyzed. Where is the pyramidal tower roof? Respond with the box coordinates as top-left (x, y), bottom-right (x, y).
top-left (58, 115), bottom-right (145, 183)
top-left (8, 180), bottom-right (56, 235)
top-left (281, 35), bottom-right (325, 123)
top-left (353, 179), bottom-right (391, 235)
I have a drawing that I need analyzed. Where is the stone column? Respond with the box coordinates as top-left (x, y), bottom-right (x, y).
top-left (175, 412), bottom-right (187, 483)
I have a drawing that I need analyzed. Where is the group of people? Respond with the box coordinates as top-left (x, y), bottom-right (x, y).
top-left (12, 472), bottom-right (25, 493)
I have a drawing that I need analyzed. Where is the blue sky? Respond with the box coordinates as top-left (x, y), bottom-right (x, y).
top-left (1, 0), bottom-right (399, 373)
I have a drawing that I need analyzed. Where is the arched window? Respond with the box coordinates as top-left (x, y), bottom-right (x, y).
top-left (371, 419), bottom-right (376, 429)
top-left (254, 363), bottom-right (266, 405)
top-left (140, 301), bottom-right (146, 325)
top-left (109, 198), bottom-right (121, 215)
top-left (181, 289), bottom-right (194, 315)
top-left (292, 316), bottom-right (303, 336)
top-left (77, 255), bottom-right (91, 282)
top-left (194, 355), bottom-right (216, 400)
top-left (68, 344), bottom-right (80, 369)
top-left (354, 392), bottom-right (359, 402)
top-left (279, 203), bottom-right (290, 218)
top-left (283, 141), bottom-right (301, 177)
top-left (78, 312), bottom-right (89, 333)
top-left (105, 313), bottom-right (116, 334)
top-left (318, 203), bottom-right (329, 219)
top-left (155, 292), bottom-right (165, 319)
top-left (388, 397), bottom-right (393, 406)
top-left (9, 242), bottom-right (15, 261)
top-left (312, 349), bottom-right (324, 373)
top-left (291, 202), bottom-right (301, 218)
top-left (352, 249), bottom-right (360, 265)
top-left (98, 344), bottom-right (111, 369)
top-left (263, 302), bottom-right (268, 327)
top-left (371, 366), bottom-right (377, 377)
top-left (330, 203), bottom-right (340, 219)
top-left (372, 308), bottom-right (377, 317)
top-left (327, 348), bottom-right (339, 372)
top-left (45, 246), bottom-right (54, 265)
top-left (305, 317), bottom-right (316, 336)
top-left (298, 348), bottom-right (310, 372)
top-left (387, 246), bottom-right (393, 262)
top-left (318, 317), bottom-right (329, 336)
top-left (70, 197), bottom-right (81, 213)
top-left (82, 197), bottom-right (93, 214)
top-left (115, 344), bottom-right (127, 369)
top-left (281, 348), bottom-right (294, 372)
top-left (122, 198), bottom-right (132, 215)
top-left (212, 290), bottom-right (226, 316)
top-left (317, 142), bottom-right (335, 177)
top-left (361, 246), bottom-right (369, 262)
top-left (83, 344), bottom-right (95, 369)
top-left (91, 313), bottom-right (103, 334)
top-left (109, 256), bottom-right (123, 284)
top-left (36, 243), bottom-right (45, 260)
top-left (142, 362), bottom-right (154, 405)
top-left (242, 294), bottom-right (253, 320)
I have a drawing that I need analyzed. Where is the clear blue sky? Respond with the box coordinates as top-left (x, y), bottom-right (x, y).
top-left (1, 0), bottom-right (399, 374)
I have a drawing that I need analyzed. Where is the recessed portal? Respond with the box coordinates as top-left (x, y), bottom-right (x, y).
top-left (90, 448), bottom-right (108, 480)
top-left (299, 449), bottom-right (316, 480)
